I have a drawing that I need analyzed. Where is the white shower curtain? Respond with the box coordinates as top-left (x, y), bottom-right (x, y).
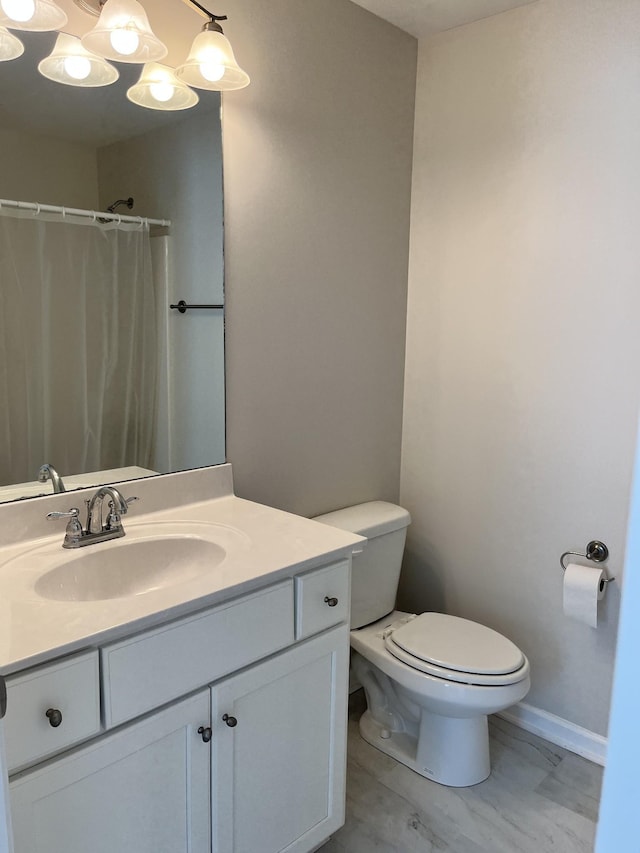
top-left (0, 207), bottom-right (157, 486)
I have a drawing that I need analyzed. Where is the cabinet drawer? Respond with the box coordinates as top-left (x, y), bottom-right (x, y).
top-left (295, 561), bottom-right (350, 640)
top-left (102, 580), bottom-right (294, 728)
top-left (4, 651), bottom-right (100, 774)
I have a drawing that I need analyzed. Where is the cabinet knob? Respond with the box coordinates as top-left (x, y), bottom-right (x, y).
top-left (197, 726), bottom-right (212, 743)
top-left (222, 714), bottom-right (238, 728)
top-left (324, 596), bottom-right (339, 607)
top-left (46, 708), bottom-right (63, 728)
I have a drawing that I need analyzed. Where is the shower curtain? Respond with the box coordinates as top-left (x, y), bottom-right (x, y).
top-left (0, 206), bottom-right (157, 487)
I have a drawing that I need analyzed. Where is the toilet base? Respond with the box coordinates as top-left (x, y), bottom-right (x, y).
top-left (358, 707), bottom-right (491, 787)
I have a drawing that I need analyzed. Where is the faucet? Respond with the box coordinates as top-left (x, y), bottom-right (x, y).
top-left (86, 486), bottom-right (130, 535)
top-left (37, 463), bottom-right (66, 494)
top-left (47, 486), bottom-right (139, 549)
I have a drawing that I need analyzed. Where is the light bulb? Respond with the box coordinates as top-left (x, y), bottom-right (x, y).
top-left (149, 80), bottom-right (173, 102)
top-left (201, 60), bottom-right (224, 82)
top-left (127, 61), bottom-right (197, 110)
top-left (196, 45), bottom-right (225, 82)
top-left (63, 54), bottom-right (91, 80)
top-left (39, 33), bottom-right (119, 86)
top-left (176, 23), bottom-right (248, 91)
top-left (0, 0), bottom-right (35, 23)
top-left (109, 24), bottom-right (139, 56)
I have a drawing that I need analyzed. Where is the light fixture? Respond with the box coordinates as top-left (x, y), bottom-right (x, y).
top-left (0, 25), bottom-right (23, 59)
top-left (3, 0), bottom-right (249, 109)
top-left (0, 0), bottom-right (66, 31)
top-left (176, 12), bottom-right (249, 91)
top-left (127, 62), bottom-right (198, 110)
top-left (81, 0), bottom-right (167, 63)
top-left (38, 32), bottom-right (119, 86)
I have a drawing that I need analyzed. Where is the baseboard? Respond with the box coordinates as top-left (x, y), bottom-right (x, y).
top-left (497, 702), bottom-right (607, 766)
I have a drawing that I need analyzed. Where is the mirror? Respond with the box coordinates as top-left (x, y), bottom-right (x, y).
top-left (0, 0), bottom-right (225, 504)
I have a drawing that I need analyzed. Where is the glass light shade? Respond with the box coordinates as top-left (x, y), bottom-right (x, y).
top-left (0, 0), bottom-right (66, 32)
top-left (0, 25), bottom-right (23, 59)
top-left (176, 26), bottom-right (249, 91)
top-left (127, 62), bottom-right (198, 111)
top-left (38, 32), bottom-right (119, 87)
top-left (81, 0), bottom-right (166, 64)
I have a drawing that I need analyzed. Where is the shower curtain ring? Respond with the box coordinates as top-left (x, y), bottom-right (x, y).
top-left (33, 203), bottom-right (40, 217)
top-left (61, 207), bottom-right (66, 219)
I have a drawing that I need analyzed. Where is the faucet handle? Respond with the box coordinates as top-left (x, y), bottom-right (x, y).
top-left (47, 508), bottom-right (83, 547)
top-left (47, 508), bottom-right (80, 520)
top-left (104, 493), bottom-right (138, 513)
top-left (105, 496), bottom-right (138, 530)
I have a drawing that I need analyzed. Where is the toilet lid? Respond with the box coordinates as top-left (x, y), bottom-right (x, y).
top-left (388, 613), bottom-right (525, 677)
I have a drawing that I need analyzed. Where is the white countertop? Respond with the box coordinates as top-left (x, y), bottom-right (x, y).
top-left (0, 471), bottom-right (363, 676)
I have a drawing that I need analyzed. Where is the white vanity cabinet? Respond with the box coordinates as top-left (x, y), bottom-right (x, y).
top-left (3, 558), bottom-right (351, 853)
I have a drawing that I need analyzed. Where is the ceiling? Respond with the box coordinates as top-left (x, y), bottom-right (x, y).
top-left (349, 0), bottom-right (538, 38)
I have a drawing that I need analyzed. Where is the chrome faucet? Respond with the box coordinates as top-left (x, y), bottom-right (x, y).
top-left (86, 486), bottom-right (130, 535)
top-left (37, 463), bottom-right (66, 494)
top-left (47, 486), bottom-right (139, 549)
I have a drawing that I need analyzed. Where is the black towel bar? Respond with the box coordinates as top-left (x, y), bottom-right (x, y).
top-left (170, 300), bottom-right (224, 313)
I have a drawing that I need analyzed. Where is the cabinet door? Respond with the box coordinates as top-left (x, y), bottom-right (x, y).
top-left (10, 691), bottom-right (211, 853)
top-left (212, 624), bottom-right (349, 853)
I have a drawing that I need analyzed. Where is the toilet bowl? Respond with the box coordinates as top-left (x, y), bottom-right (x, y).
top-left (351, 610), bottom-right (530, 786)
top-left (313, 502), bottom-right (530, 788)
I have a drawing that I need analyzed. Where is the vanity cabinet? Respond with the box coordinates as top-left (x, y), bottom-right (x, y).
top-left (3, 559), bottom-right (351, 853)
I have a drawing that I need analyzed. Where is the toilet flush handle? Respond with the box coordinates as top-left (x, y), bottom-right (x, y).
top-left (324, 596), bottom-right (338, 607)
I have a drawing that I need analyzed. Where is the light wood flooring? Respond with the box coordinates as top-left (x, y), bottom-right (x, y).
top-left (320, 694), bottom-right (602, 853)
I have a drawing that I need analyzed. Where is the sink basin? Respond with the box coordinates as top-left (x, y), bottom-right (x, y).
top-left (35, 536), bottom-right (226, 602)
top-left (4, 521), bottom-right (249, 602)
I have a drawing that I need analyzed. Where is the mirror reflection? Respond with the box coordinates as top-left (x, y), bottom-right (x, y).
top-left (0, 6), bottom-right (225, 505)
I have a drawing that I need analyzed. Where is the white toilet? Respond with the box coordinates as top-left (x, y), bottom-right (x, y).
top-left (314, 501), bottom-right (530, 787)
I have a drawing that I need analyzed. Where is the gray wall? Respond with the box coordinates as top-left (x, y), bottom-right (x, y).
top-left (223, 0), bottom-right (417, 516)
top-left (0, 127), bottom-right (98, 209)
top-left (400, 0), bottom-right (640, 736)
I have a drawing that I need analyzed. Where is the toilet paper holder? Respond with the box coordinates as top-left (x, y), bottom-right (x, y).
top-left (560, 540), bottom-right (615, 584)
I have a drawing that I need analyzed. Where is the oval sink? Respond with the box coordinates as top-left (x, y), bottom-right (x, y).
top-left (35, 535), bottom-right (227, 602)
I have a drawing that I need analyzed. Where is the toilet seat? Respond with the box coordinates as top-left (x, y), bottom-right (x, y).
top-left (383, 613), bottom-right (528, 687)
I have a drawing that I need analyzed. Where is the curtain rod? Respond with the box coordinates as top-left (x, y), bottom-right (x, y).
top-left (0, 198), bottom-right (170, 228)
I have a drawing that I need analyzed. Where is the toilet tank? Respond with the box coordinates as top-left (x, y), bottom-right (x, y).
top-left (313, 502), bottom-right (411, 629)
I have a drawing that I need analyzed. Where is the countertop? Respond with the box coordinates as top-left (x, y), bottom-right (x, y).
top-left (0, 471), bottom-right (364, 675)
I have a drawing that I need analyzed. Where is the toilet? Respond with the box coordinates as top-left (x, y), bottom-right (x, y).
top-left (313, 501), bottom-right (530, 787)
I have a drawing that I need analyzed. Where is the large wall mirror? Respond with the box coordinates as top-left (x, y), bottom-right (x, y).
top-left (0, 0), bottom-right (225, 504)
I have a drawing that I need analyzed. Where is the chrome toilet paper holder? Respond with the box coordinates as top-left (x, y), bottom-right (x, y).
top-left (560, 540), bottom-right (615, 584)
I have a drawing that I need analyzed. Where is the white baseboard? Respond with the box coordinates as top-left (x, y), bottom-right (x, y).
top-left (497, 702), bottom-right (607, 767)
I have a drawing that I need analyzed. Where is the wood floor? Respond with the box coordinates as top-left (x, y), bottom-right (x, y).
top-left (320, 695), bottom-right (602, 853)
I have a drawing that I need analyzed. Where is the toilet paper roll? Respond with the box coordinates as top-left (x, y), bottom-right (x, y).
top-left (563, 562), bottom-right (606, 627)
